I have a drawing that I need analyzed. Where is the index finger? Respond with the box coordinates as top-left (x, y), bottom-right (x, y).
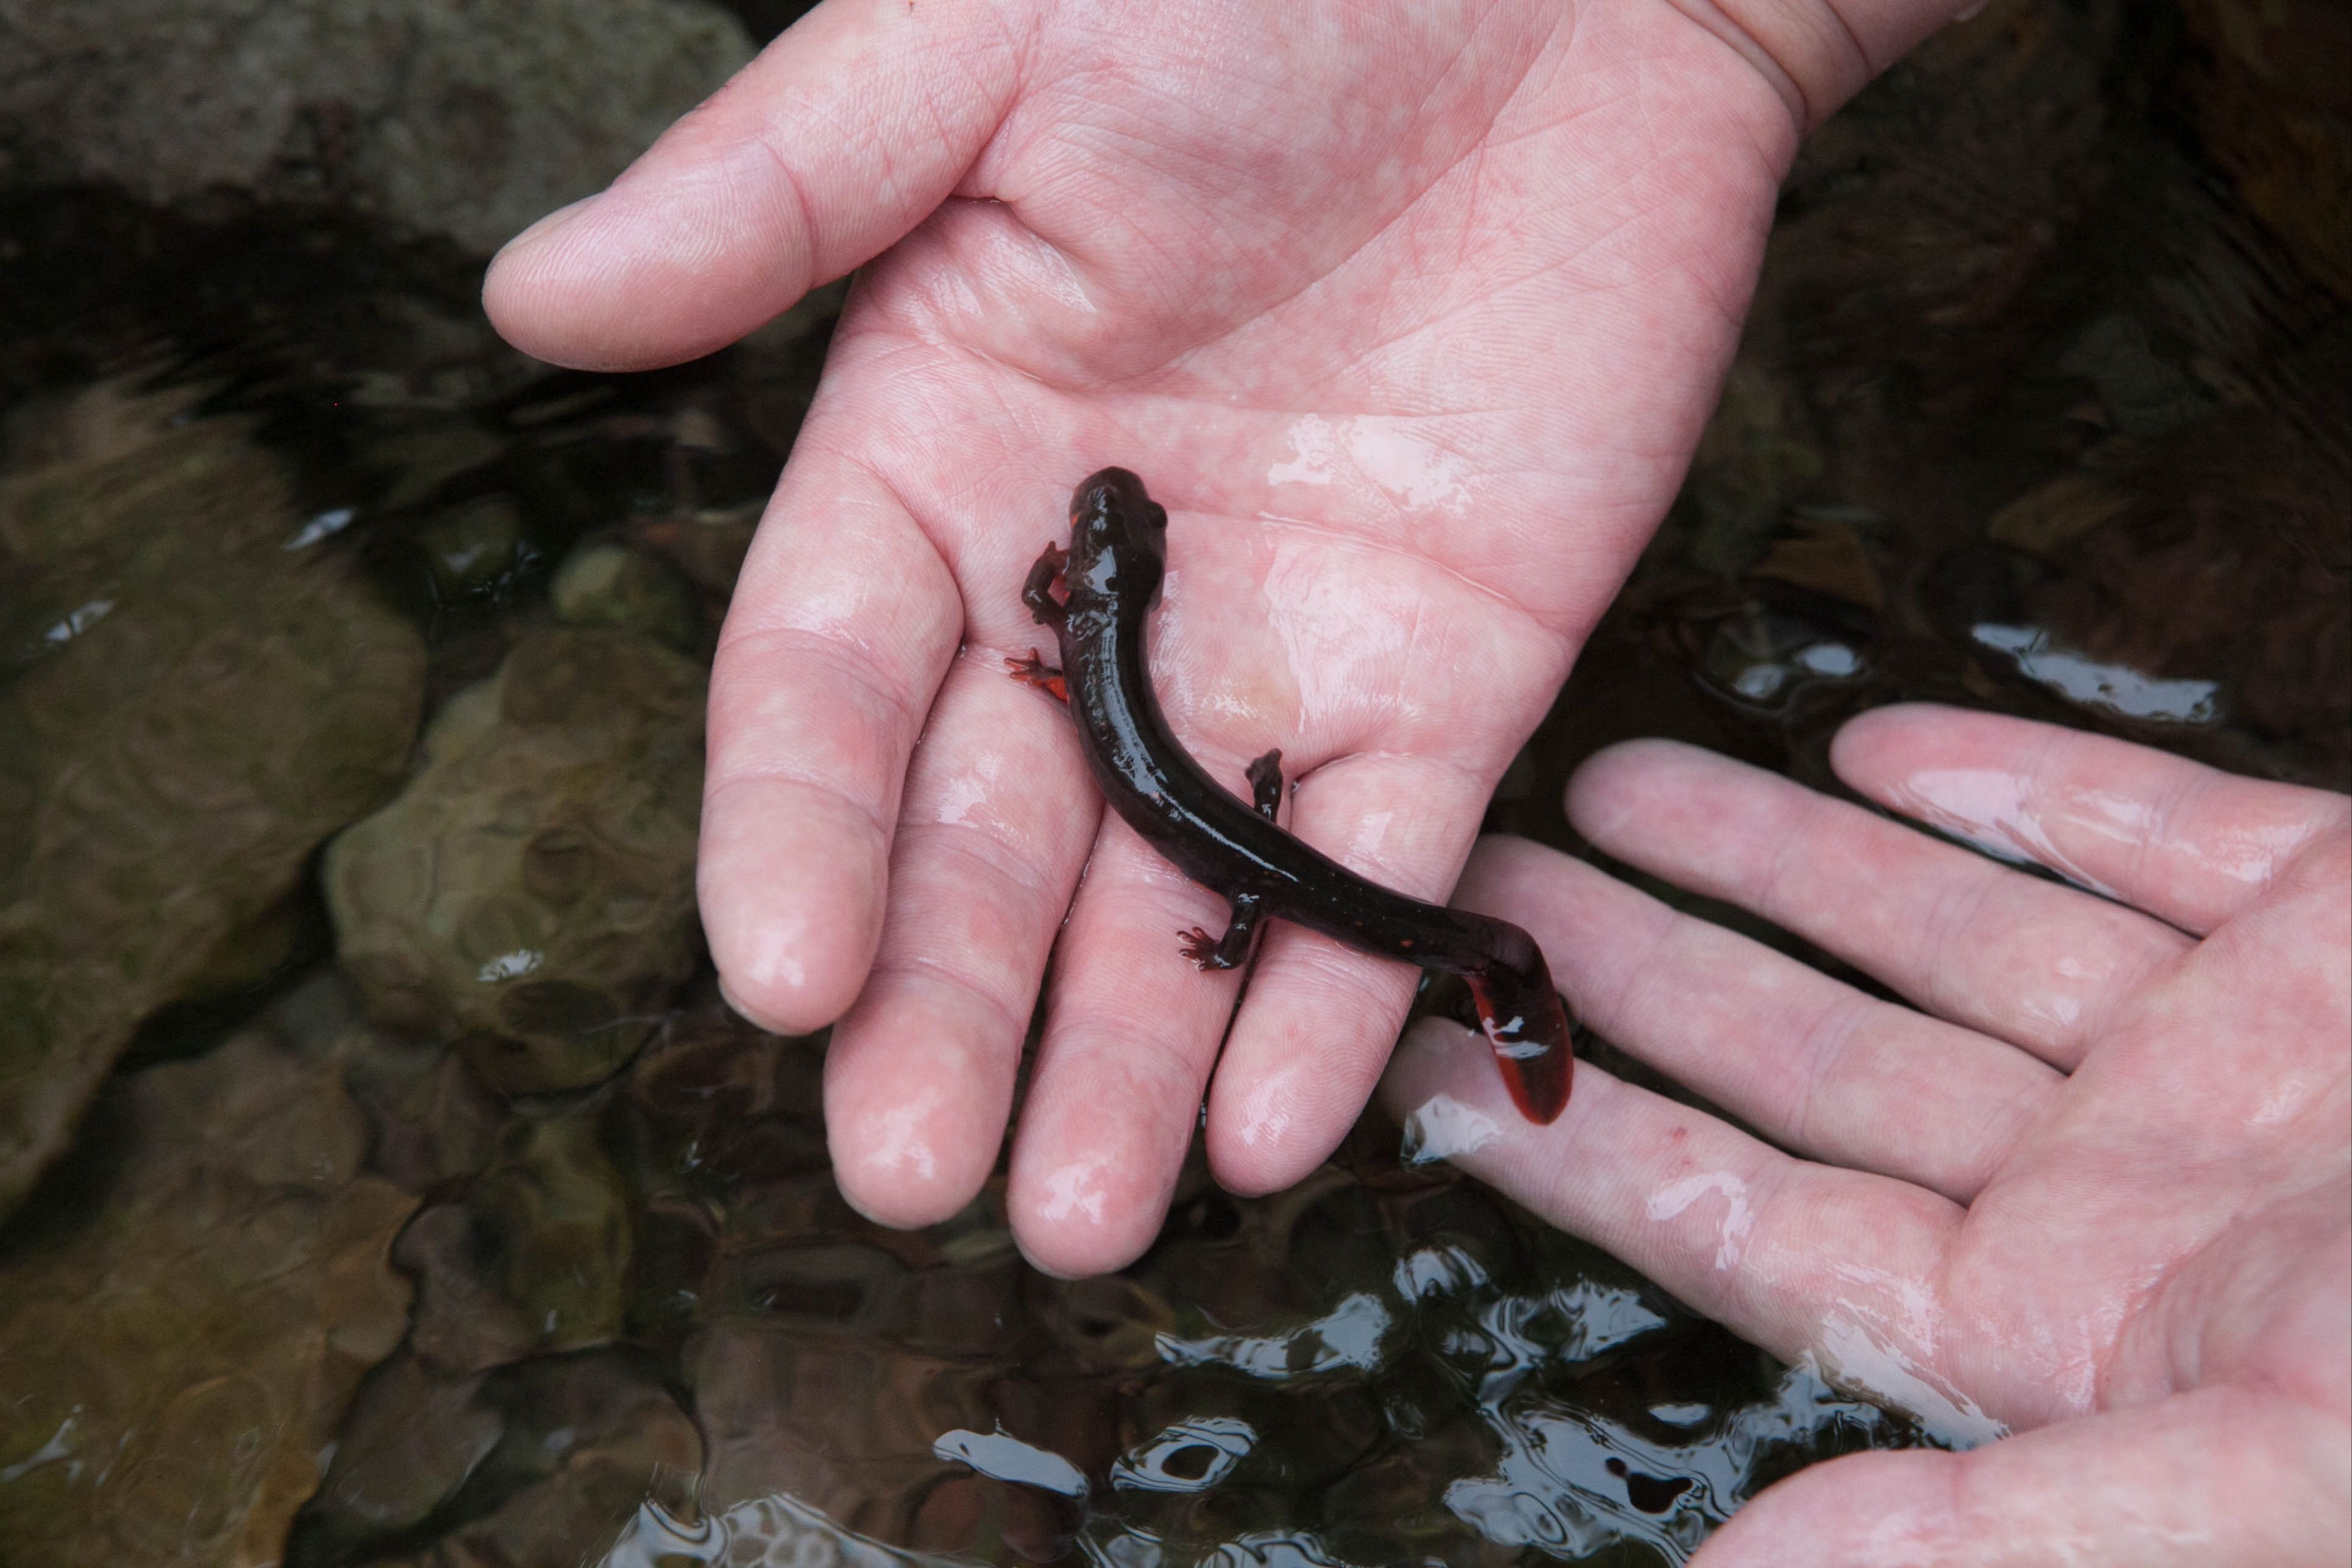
top-left (1832, 706), bottom-right (2350, 937)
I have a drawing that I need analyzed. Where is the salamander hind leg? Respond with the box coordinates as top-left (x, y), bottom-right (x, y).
top-left (1005, 650), bottom-right (1067, 703)
top-left (1245, 749), bottom-right (1283, 822)
top-left (1178, 891), bottom-right (1264, 970)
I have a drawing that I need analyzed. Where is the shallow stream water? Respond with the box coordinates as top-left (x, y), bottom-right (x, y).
top-left (0, 2), bottom-right (2343, 1564)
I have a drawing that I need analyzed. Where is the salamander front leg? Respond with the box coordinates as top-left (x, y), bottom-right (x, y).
top-left (1009, 545), bottom-right (1073, 698)
top-left (1178, 891), bottom-right (1264, 971)
top-left (1245, 749), bottom-right (1283, 822)
top-left (1021, 543), bottom-right (1070, 627)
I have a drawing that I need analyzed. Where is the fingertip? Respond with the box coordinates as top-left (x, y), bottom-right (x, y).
top-left (1204, 1050), bottom-right (1374, 1198)
top-left (1452, 830), bottom-right (1572, 913)
top-left (1206, 939), bottom-right (1413, 1197)
top-left (699, 783), bottom-right (888, 1034)
top-left (482, 0), bottom-right (1023, 373)
top-left (833, 1165), bottom-right (992, 1232)
top-left (482, 172), bottom-right (802, 370)
top-left (1011, 1226), bottom-right (1146, 1282)
top-left (1827, 702), bottom-right (1968, 795)
top-left (1008, 1148), bottom-right (1174, 1279)
top-left (481, 198), bottom-right (607, 368)
top-left (1007, 1040), bottom-right (1199, 1278)
top-left (822, 1006), bottom-right (1008, 1231)
top-left (1563, 736), bottom-right (1709, 842)
top-left (1377, 1016), bottom-right (1496, 1121)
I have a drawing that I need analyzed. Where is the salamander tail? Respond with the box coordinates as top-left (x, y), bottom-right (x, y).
top-left (1464, 965), bottom-right (1574, 1125)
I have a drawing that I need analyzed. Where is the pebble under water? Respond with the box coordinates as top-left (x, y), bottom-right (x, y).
top-left (0, 2), bottom-right (2343, 1564)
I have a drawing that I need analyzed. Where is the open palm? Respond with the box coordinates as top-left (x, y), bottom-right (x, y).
top-left (1388, 707), bottom-right (2351, 1563)
top-left (482, 0), bottom-right (1853, 1274)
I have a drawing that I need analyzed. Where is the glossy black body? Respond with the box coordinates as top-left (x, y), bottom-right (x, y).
top-left (1020, 467), bottom-right (1572, 1123)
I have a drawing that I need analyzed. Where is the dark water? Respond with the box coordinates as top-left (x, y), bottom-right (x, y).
top-left (0, 2), bottom-right (2343, 1564)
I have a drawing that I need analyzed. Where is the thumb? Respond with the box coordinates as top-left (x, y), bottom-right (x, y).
top-left (1692, 1387), bottom-right (2347, 1568)
top-left (482, 0), bottom-right (1023, 370)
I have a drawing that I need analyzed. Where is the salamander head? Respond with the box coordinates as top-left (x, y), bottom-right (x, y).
top-left (1066, 466), bottom-right (1168, 605)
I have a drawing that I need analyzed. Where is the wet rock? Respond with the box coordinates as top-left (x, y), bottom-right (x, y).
top-left (342, 1031), bottom-right (506, 1193)
top-left (687, 1317), bottom-right (1001, 1536)
top-left (415, 495), bottom-right (529, 601)
top-left (626, 1003), bottom-right (830, 1188)
top-left (1746, 515), bottom-right (1885, 612)
top-left (298, 1352), bottom-right (504, 1556)
top-left (2179, 0), bottom-right (2352, 302)
top-left (0, 381), bottom-right (426, 1213)
top-left (1678, 360), bottom-right (1824, 578)
top-left (0, 1020), bottom-right (415, 1563)
top-left (294, 1350), bottom-right (699, 1568)
top-left (0, 0), bottom-right (754, 255)
top-left (325, 627), bottom-right (706, 1092)
top-left (397, 1198), bottom-right (540, 1378)
top-left (400, 1099), bottom-right (635, 1376)
top-left (467, 1103), bottom-right (636, 1353)
top-left (551, 540), bottom-right (701, 651)
top-left (396, 1354), bottom-right (702, 1568)
top-left (1751, 0), bottom-right (2121, 524)
top-left (629, 501), bottom-right (764, 607)
top-left (1991, 406), bottom-right (2350, 776)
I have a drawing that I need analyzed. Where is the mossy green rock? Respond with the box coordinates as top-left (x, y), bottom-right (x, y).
top-left (0, 382), bottom-right (427, 1216)
top-left (324, 627), bottom-right (706, 1092)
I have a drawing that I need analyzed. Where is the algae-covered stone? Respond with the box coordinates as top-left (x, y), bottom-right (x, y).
top-left (416, 495), bottom-right (528, 600)
top-left (325, 628), bottom-right (706, 1091)
top-left (550, 540), bottom-right (700, 651)
top-left (451, 1101), bottom-right (634, 1361)
top-left (0, 381), bottom-right (427, 1214)
top-left (0, 1019), bottom-right (416, 1564)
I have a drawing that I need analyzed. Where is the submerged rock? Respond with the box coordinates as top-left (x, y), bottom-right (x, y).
top-left (0, 0), bottom-right (754, 255)
top-left (298, 1351), bottom-right (505, 1558)
top-left (381, 1353), bottom-right (702, 1568)
top-left (401, 1099), bottom-right (637, 1375)
top-left (297, 1350), bottom-right (701, 1568)
top-left (0, 1014), bottom-right (415, 1563)
top-left (687, 1316), bottom-right (1003, 1538)
top-left (325, 627), bottom-right (707, 1092)
top-left (551, 540), bottom-right (701, 652)
top-left (0, 381), bottom-right (426, 1215)
top-left (2179, 0), bottom-right (2352, 303)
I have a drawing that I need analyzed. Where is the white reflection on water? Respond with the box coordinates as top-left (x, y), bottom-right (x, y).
top-left (1157, 1290), bottom-right (1390, 1379)
top-left (1971, 623), bottom-right (2220, 723)
top-left (933, 1423), bottom-right (1089, 1498)
top-left (1111, 1414), bottom-right (1257, 1494)
top-left (1398, 1093), bottom-right (1503, 1164)
top-left (602, 1492), bottom-right (971, 1568)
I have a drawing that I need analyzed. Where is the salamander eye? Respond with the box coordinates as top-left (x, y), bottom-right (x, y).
top-left (1147, 503), bottom-right (1168, 530)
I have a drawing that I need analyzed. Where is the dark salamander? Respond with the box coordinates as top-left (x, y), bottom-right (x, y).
top-left (1008, 467), bottom-right (1573, 1124)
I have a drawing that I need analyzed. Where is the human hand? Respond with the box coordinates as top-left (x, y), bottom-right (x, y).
top-left (1383, 705), bottom-right (2350, 1564)
top-left (483, 0), bottom-right (1977, 1274)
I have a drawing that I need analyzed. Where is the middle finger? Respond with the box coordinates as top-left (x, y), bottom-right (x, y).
top-left (1009, 815), bottom-right (1251, 1277)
